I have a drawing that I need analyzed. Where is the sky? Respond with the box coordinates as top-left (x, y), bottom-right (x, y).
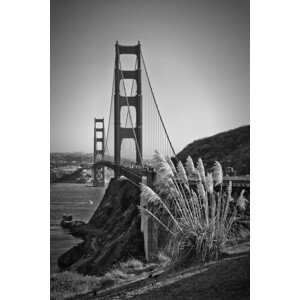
top-left (51, 0), bottom-right (249, 153)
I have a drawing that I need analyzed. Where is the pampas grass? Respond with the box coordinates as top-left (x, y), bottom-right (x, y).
top-left (140, 151), bottom-right (249, 266)
top-left (196, 158), bottom-right (206, 183)
top-left (205, 173), bottom-right (214, 194)
top-left (237, 189), bottom-right (248, 211)
top-left (177, 161), bottom-right (188, 184)
top-left (185, 156), bottom-right (197, 179)
top-left (212, 161), bottom-right (223, 186)
top-left (165, 155), bottom-right (177, 175)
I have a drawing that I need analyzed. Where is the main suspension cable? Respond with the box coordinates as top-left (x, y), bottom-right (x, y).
top-left (103, 61), bottom-right (116, 158)
top-left (141, 50), bottom-right (177, 160)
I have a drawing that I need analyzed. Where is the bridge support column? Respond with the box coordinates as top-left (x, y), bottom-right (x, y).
top-left (141, 172), bottom-right (158, 261)
top-left (93, 118), bottom-right (105, 187)
top-left (114, 41), bottom-right (143, 166)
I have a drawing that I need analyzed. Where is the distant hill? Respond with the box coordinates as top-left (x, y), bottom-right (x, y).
top-left (176, 125), bottom-right (250, 175)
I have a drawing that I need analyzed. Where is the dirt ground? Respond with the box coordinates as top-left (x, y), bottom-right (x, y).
top-left (128, 254), bottom-right (249, 299)
top-left (72, 250), bottom-right (249, 300)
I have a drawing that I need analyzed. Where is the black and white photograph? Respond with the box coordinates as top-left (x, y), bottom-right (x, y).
top-left (50, 0), bottom-right (250, 298)
top-left (5, 0), bottom-right (300, 299)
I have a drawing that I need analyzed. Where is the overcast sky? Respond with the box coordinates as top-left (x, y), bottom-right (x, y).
top-left (51, 0), bottom-right (249, 153)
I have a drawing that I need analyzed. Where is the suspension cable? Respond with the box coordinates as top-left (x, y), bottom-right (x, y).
top-left (103, 61), bottom-right (116, 158)
top-left (141, 50), bottom-right (177, 160)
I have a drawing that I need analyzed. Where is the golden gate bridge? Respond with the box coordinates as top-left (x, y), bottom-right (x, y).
top-left (92, 41), bottom-right (250, 190)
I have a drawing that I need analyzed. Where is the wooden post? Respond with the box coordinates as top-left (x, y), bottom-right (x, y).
top-left (141, 171), bottom-right (158, 261)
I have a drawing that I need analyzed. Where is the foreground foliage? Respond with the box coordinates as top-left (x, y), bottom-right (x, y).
top-left (50, 258), bottom-right (155, 299)
top-left (140, 151), bottom-right (249, 266)
top-left (50, 271), bottom-right (103, 299)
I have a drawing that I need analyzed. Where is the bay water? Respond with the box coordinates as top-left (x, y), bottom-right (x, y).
top-left (50, 183), bottom-right (106, 273)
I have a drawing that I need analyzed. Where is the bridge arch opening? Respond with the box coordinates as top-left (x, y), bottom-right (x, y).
top-left (120, 106), bottom-right (136, 128)
top-left (96, 130), bottom-right (103, 139)
top-left (120, 138), bottom-right (136, 163)
top-left (95, 121), bottom-right (103, 129)
top-left (119, 54), bottom-right (137, 71)
top-left (120, 79), bottom-right (137, 97)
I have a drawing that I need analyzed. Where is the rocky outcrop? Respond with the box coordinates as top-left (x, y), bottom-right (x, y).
top-left (58, 178), bottom-right (145, 275)
top-left (57, 242), bottom-right (86, 268)
top-left (60, 215), bottom-right (86, 229)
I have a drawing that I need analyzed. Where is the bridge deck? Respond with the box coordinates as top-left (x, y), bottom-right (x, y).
top-left (93, 160), bottom-right (250, 188)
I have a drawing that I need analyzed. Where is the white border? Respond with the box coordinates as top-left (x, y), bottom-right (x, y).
top-left (0, 0), bottom-right (50, 298)
top-left (251, 0), bottom-right (300, 299)
top-left (1, 0), bottom-right (300, 298)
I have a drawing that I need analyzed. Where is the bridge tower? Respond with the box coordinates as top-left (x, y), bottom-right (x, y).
top-left (114, 41), bottom-right (143, 167)
top-left (93, 118), bottom-right (105, 187)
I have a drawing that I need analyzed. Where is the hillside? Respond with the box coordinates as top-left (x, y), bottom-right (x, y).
top-left (177, 125), bottom-right (250, 175)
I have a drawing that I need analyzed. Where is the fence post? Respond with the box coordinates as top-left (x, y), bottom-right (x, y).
top-left (141, 171), bottom-right (158, 260)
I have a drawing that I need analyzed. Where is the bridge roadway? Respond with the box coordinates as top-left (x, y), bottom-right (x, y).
top-left (93, 160), bottom-right (250, 188)
top-left (93, 160), bottom-right (150, 185)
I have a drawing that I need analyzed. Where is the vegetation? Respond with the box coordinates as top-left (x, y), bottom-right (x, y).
top-left (51, 271), bottom-right (104, 299)
top-left (176, 125), bottom-right (250, 175)
top-left (51, 149), bottom-right (250, 298)
top-left (140, 151), bottom-right (249, 267)
top-left (50, 258), bottom-right (155, 299)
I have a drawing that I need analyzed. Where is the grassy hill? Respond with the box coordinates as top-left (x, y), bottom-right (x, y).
top-left (176, 125), bottom-right (250, 175)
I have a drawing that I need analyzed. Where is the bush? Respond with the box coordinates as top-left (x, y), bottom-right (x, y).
top-left (140, 151), bottom-right (249, 267)
top-left (50, 271), bottom-right (103, 299)
top-left (118, 258), bottom-right (144, 273)
top-left (156, 251), bottom-right (171, 267)
top-left (50, 258), bottom-right (147, 299)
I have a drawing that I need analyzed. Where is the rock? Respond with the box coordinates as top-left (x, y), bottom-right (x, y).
top-left (60, 220), bottom-right (71, 228)
top-left (60, 215), bottom-right (73, 227)
top-left (60, 214), bottom-right (86, 229)
top-left (60, 219), bottom-right (86, 229)
top-left (58, 243), bottom-right (85, 268)
top-left (62, 215), bottom-right (73, 221)
top-left (58, 178), bottom-right (145, 275)
top-left (70, 220), bottom-right (86, 228)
